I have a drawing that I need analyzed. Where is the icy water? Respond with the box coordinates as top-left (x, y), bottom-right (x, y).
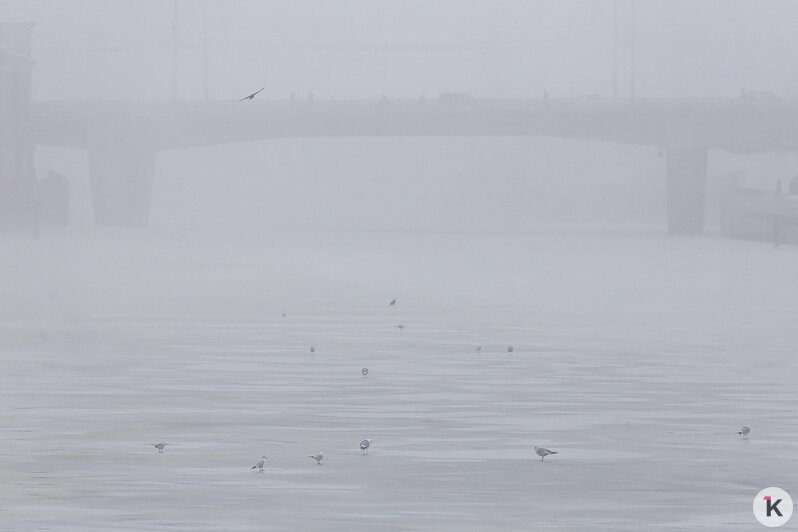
top-left (1, 228), bottom-right (797, 531)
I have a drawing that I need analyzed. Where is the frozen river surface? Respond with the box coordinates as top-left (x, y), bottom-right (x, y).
top-left (1, 229), bottom-right (797, 531)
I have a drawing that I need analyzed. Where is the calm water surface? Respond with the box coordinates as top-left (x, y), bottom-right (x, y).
top-left (1, 229), bottom-right (796, 530)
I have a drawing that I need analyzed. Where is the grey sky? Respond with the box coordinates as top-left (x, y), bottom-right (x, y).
top-left (5, 0), bottom-right (798, 231)
top-left (4, 0), bottom-right (798, 101)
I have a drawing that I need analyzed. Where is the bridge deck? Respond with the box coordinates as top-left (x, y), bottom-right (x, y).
top-left (29, 97), bottom-right (798, 152)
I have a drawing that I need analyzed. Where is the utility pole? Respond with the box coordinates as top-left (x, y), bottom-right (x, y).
top-left (172, 0), bottom-right (178, 101)
top-left (611, 0), bottom-right (618, 99)
top-left (202, 0), bottom-right (209, 100)
top-left (629, 0), bottom-right (636, 101)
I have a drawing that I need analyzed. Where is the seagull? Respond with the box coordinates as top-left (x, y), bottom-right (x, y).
top-left (738, 425), bottom-right (751, 439)
top-left (475, 345), bottom-right (482, 353)
top-left (360, 439), bottom-right (373, 455)
top-left (389, 299), bottom-right (396, 306)
top-left (395, 324), bottom-right (406, 330)
top-left (239, 87), bottom-right (265, 101)
top-left (281, 312), bottom-right (287, 318)
top-left (309, 346), bottom-right (315, 353)
top-left (507, 345), bottom-right (514, 353)
top-left (534, 446), bottom-right (557, 461)
top-left (151, 442), bottom-right (170, 453)
top-left (309, 452), bottom-right (324, 465)
top-left (250, 456), bottom-right (267, 472)
top-left (361, 367), bottom-right (369, 376)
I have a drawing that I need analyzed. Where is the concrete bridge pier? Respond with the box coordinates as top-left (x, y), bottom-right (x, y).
top-left (0, 23), bottom-right (37, 232)
top-left (88, 140), bottom-right (156, 227)
top-left (665, 146), bottom-right (708, 234)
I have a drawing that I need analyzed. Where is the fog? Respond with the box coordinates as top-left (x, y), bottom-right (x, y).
top-left (6, 0), bottom-right (798, 230)
top-left (2, 1), bottom-right (798, 530)
top-left (10, 0), bottom-right (798, 100)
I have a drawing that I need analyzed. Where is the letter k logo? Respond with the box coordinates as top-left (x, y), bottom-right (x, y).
top-left (754, 488), bottom-right (792, 527)
top-left (765, 496), bottom-right (783, 518)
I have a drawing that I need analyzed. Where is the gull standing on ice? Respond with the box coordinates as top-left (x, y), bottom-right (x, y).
top-left (507, 345), bottom-right (514, 353)
top-left (389, 299), bottom-right (396, 306)
top-left (251, 456), bottom-right (267, 472)
top-left (310, 452), bottom-right (324, 465)
top-left (737, 425), bottom-right (751, 439)
top-left (534, 446), bottom-right (557, 461)
top-left (151, 442), bottom-right (170, 453)
top-left (360, 439), bottom-right (373, 455)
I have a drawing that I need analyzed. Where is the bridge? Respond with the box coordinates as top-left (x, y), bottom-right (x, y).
top-left (27, 96), bottom-right (798, 232)
top-left (5, 24), bottom-right (798, 233)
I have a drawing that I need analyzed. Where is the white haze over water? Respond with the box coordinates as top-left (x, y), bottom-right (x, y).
top-left (3, 0), bottom-right (798, 529)
top-left (1, 230), bottom-right (797, 530)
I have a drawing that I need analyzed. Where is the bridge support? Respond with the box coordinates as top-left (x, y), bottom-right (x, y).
top-left (665, 147), bottom-right (707, 234)
top-left (88, 142), bottom-right (156, 227)
top-left (0, 23), bottom-right (37, 232)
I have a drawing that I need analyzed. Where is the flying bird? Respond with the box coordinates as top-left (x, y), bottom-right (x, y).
top-left (239, 87), bottom-right (265, 101)
top-left (361, 367), bottom-right (369, 376)
top-left (395, 324), bottom-right (406, 330)
top-left (360, 439), bottom-right (373, 455)
top-left (534, 446), bottom-right (557, 461)
top-left (738, 425), bottom-right (751, 439)
top-left (475, 345), bottom-right (482, 353)
top-left (151, 442), bottom-right (170, 453)
top-left (309, 452), bottom-right (324, 465)
top-left (251, 456), bottom-right (267, 472)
